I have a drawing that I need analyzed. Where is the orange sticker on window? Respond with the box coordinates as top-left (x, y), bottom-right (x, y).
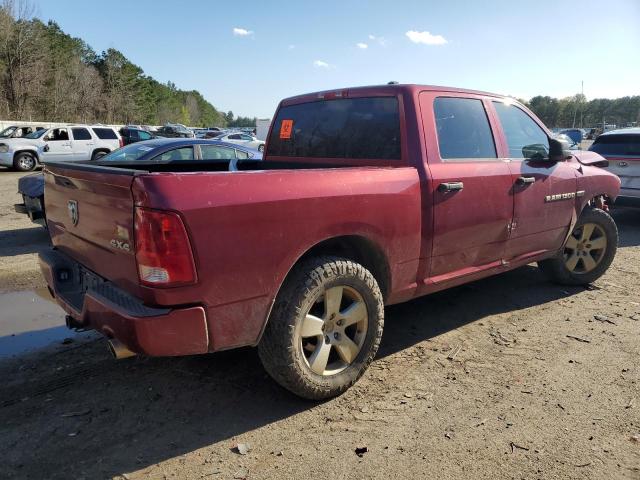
top-left (279, 119), bottom-right (293, 139)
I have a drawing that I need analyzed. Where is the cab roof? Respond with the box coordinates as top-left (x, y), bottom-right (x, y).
top-left (280, 83), bottom-right (509, 107)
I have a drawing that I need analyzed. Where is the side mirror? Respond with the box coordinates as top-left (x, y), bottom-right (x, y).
top-left (549, 138), bottom-right (572, 162)
top-left (522, 143), bottom-right (549, 161)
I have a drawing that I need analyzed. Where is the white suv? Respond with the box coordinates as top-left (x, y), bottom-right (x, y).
top-left (0, 125), bottom-right (122, 171)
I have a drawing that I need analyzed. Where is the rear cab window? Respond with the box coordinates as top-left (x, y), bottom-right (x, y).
top-left (92, 128), bottom-right (118, 140)
top-left (590, 134), bottom-right (640, 157)
top-left (267, 96), bottom-right (401, 160)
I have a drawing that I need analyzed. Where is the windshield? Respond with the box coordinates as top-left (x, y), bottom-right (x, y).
top-left (99, 143), bottom-right (154, 162)
top-left (25, 129), bottom-right (47, 139)
top-left (0, 126), bottom-right (17, 138)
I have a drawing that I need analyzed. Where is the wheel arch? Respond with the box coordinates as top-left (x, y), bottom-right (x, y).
top-left (254, 234), bottom-right (391, 346)
top-left (13, 149), bottom-right (39, 163)
top-left (91, 148), bottom-right (111, 159)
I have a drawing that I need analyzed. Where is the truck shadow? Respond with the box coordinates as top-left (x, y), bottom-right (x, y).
top-left (0, 264), bottom-right (587, 479)
top-left (0, 226), bottom-right (50, 257)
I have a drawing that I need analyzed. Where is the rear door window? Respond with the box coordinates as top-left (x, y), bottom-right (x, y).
top-left (71, 128), bottom-right (91, 140)
top-left (267, 96), bottom-right (401, 160)
top-left (200, 144), bottom-right (237, 160)
top-left (590, 134), bottom-right (640, 156)
top-left (433, 97), bottom-right (496, 159)
top-left (493, 102), bottom-right (549, 159)
top-left (92, 128), bottom-right (118, 140)
top-left (154, 147), bottom-right (195, 162)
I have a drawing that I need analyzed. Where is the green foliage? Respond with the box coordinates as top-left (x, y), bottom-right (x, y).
top-left (0, 5), bottom-right (226, 126)
top-left (224, 110), bottom-right (257, 127)
top-left (526, 94), bottom-right (640, 128)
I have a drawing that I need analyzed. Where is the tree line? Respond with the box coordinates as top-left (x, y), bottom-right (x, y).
top-left (0, 0), bottom-right (236, 127)
top-left (525, 94), bottom-right (640, 129)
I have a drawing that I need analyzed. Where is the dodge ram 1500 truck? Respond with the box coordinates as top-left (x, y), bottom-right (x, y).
top-left (39, 84), bottom-right (620, 399)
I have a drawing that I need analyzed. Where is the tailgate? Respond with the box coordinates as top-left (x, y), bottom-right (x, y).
top-left (44, 164), bottom-right (141, 295)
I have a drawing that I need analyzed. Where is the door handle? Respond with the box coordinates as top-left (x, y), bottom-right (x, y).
top-left (516, 176), bottom-right (536, 185)
top-left (438, 181), bottom-right (464, 192)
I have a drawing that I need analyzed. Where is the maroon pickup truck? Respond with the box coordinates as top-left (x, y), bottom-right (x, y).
top-left (39, 84), bottom-right (620, 399)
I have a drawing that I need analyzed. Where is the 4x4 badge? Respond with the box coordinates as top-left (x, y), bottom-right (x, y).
top-left (67, 200), bottom-right (79, 226)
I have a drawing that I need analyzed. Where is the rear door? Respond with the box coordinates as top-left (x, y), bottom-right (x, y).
top-left (590, 133), bottom-right (640, 199)
top-left (70, 127), bottom-right (95, 160)
top-left (491, 101), bottom-right (577, 260)
top-left (419, 93), bottom-right (514, 282)
top-left (44, 164), bottom-right (140, 294)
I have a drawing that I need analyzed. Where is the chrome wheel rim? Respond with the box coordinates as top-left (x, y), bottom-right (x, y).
top-left (19, 155), bottom-right (34, 170)
top-left (298, 285), bottom-right (368, 376)
top-left (564, 222), bottom-right (607, 274)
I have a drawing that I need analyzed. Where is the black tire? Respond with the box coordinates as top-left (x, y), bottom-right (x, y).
top-left (91, 150), bottom-right (108, 161)
top-left (13, 152), bottom-right (37, 172)
top-left (538, 207), bottom-right (617, 285)
top-left (258, 144), bottom-right (264, 152)
top-left (258, 256), bottom-right (384, 400)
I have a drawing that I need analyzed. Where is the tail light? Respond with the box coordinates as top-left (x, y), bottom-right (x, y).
top-left (134, 207), bottom-right (197, 287)
top-left (119, 137), bottom-right (124, 148)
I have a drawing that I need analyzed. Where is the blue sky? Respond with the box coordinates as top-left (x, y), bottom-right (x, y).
top-left (39, 0), bottom-right (639, 118)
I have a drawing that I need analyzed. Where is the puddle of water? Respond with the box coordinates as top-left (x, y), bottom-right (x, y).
top-left (0, 289), bottom-right (94, 358)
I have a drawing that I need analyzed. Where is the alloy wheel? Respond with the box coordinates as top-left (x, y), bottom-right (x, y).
top-left (564, 222), bottom-right (607, 274)
top-left (298, 285), bottom-right (368, 376)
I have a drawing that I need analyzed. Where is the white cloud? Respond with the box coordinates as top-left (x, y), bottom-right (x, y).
top-left (368, 34), bottom-right (376, 40)
top-left (313, 60), bottom-right (331, 68)
top-left (288, 44), bottom-right (295, 50)
top-left (356, 42), bottom-right (368, 49)
top-left (233, 27), bottom-right (253, 37)
top-left (405, 30), bottom-right (447, 45)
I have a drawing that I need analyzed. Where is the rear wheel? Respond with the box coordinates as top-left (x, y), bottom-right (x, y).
top-left (538, 207), bottom-right (617, 285)
top-left (91, 150), bottom-right (108, 161)
top-left (258, 256), bottom-right (384, 400)
top-left (13, 152), bottom-right (36, 172)
top-left (258, 144), bottom-right (265, 152)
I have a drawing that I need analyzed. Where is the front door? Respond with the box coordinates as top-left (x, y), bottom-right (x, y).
top-left (420, 93), bottom-right (514, 283)
top-left (42, 128), bottom-right (73, 162)
top-left (491, 101), bottom-right (577, 260)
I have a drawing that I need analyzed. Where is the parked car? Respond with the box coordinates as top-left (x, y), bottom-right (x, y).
top-left (13, 139), bottom-right (261, 227)
top-left (559, 128), bottom-right (584, 145)
top-left (216, 132), bottom-right (265, 151)
top-left (0, 125), bottom-right (122, 171)
top-left (154, 124), bottom-right (195, 138)
top-left (119, 127), bottom-right (156, 145)
top-left (554, 133), bottom-right (580, 150)
top-left (589, 127), bottom-right (640, 206)
top-left (0, 125), bottom-right (45, 139)
top-left (39, 84), bottom-right (620, 400)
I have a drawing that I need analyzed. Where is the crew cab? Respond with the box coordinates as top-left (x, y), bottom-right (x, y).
top-left (39, 84), bottom-right (620, 399)
top-left (0, 125), bottom-right (122, 171)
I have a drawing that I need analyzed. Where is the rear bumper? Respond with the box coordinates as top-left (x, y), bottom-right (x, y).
top-left (15, 194), bottom-right (45, 225)
top-left (39, 249), bottom-right (209, 357)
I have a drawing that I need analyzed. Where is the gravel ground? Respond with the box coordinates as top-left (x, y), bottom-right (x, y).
top-left (0, 168), bottom-right (638, 479)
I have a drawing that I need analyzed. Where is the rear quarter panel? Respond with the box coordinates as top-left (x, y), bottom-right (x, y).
top-left (133, 167), bottom-right (422, 350)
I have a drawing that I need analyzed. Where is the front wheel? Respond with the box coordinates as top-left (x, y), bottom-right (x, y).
top-left (14, 153), bottom-right (37, 172)
top-left (258, 256), bottom-right (384, 400)
top-left (258, 144), bottom-right (264, 152)
top-left (538, 207), bottom-right (618, 285)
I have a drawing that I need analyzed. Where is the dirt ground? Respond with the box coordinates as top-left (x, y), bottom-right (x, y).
top-left (0, 168), bottom-right (638, 479)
